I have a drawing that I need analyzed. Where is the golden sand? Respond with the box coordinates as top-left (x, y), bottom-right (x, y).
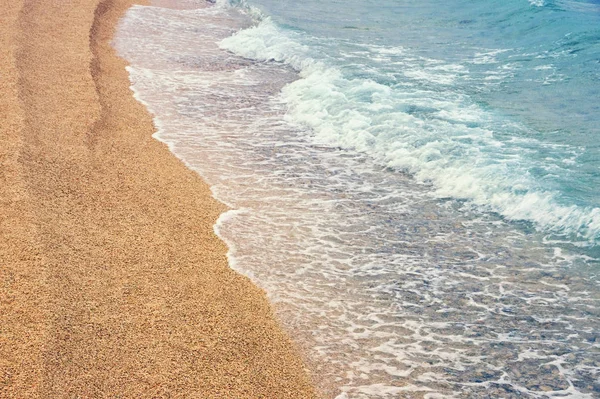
top-left (0, 0), bottom-right (317, 397)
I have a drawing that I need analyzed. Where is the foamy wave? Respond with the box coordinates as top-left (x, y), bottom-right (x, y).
top-left (117, 3), bottom-right (600, 396)
top-left (220, 18), bottom-right (600, 244)
top-left (220, 17), bottom-right (320, 71)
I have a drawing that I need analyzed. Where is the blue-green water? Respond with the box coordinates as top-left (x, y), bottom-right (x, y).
top-left (223, 0), bottom-right (600, 246)
top-left (115, 0), bottom-right (600, 397)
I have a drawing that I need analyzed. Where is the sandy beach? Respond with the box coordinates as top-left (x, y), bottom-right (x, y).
top-left (0, 0), bottom-right (317, 397)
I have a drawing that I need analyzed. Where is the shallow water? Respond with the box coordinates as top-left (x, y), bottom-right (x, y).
top-left (114, 1), bottom-right (600, 397)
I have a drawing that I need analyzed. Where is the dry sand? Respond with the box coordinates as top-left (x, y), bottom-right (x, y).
top-left (0, 0), bottom-right (318, 397)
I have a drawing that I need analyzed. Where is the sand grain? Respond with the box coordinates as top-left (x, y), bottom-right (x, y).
top-left (0, 0), bottom-right (317, 397)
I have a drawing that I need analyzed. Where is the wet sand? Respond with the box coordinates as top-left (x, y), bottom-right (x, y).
top-left (0, 0), bottom-right (317, 397)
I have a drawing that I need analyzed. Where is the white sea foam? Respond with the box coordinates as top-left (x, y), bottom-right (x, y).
top-left (115, 3), bottom-right (600, 398)
top-left (220, 17), bottom-right (600, 244)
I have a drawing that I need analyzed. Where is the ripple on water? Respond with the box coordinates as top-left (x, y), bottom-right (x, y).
top-left (115, 2), bottom-right (600, 398)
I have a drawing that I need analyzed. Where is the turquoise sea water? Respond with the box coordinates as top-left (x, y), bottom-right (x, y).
top-left (223, 0), bottom-right (600, 246)
top-left (115, 0), bottom-right (600, 397)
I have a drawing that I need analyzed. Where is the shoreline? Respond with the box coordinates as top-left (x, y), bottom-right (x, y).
top-left (0, 0), bottom-right (317, 397)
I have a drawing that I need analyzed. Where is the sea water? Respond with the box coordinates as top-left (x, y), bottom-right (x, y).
top-left (114, 0), bottom-right (600, 397)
